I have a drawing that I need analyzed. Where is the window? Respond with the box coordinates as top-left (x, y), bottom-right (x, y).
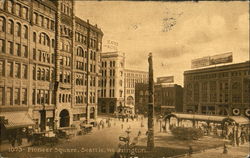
top-left (15, 43), bottom-right (21, 56)
top-left (7, 0), bottom-right (13, 13)
top-left (46, 69), bottom-right (50, 81)
top-left (45, 90), bottom-right (49, 104)
top-left (0, 0), bottom-right (4, 10)
top-left (7, 41), bottom-right (13, 54)
top-left (32, 89), bottom-right (36, 105)
top-left (37, 68), bottom-right (41, 80)
top-left (0, 87), bottom-right (3, 105)
top-left (33, 48), bottom-right (36, 60)
top-left (16, 4), bottom-right (21, 17)
top-left (33, 66), bottom-right (36, 80)
top-left (0, 17), bottom-right (5, 32)
top-left (22, 64), bottom-right (28, 79)
top-left (0, 39), bottom-right (5, 53)
top-left (16, 23), bottom-right (21, 37)
top-left (36, 90), bottom-right (40, 104)
top-left (22, 88), bottom-right (27, 105)
top-left (7, 62), bottom-right (13, 77)
top-left (23, 45), bottom-right (28, 57)
top-left (15, 63), bottom-right (21, 78)
top-left (14, 88), bottom-right (20, 105)
top-left (50, 20), bottom-right (55, 31)
top-left (7, 20), bottom-right (13, 34)
top-left (39, 15), bottom-right (43, 26)
top-left (0, 60), bottom-right (3, 76)
top-left (33, 13), bottom-right (38, 24)
top-left (6, 87), bottom-right (13, 105)
top-left (22, 7), bottom-right (28, 19)
top-left (23, 26), bottom-right (28, 39)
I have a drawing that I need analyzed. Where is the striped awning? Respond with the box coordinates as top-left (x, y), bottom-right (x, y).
top-left (0, 112), bottom-right (35, 129)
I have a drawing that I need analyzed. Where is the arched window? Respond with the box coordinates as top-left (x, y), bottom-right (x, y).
top-left (7, 0), bottom-right (13, 13)
top-left (16, 22), bottom-right (21, 37)
top-left (7, 19), bottom-right (13, 34)
top-left (0, 17), bottom-right (6, 32)
top-left (23, 25), bottom-right (28, 39)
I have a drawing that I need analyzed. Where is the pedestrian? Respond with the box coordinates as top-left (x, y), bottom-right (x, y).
top-left (16, 130), bottom-right (22, 146)
top-left (126, 118), bottom-right (128, 122)
top-left (10, 134), bottom-right (15, 147)
top-left (188, 145), bottom-right (193, 156)
top-left (98, 123), bottom-right (100, 130)
top-left (223, 143), bottom-right (228, 154)
top-left (121, 124), bottom-right (123, 129)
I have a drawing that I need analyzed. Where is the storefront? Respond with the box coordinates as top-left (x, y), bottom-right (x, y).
top-left (0, 112), bottom-right (35, 141)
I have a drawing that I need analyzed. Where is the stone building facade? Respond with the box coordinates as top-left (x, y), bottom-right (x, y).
top-left (134, 83), bottom-right (183, 115)
top-left (183, 61), bottom-right (250, 117)
top-left (124, 69), bottom-right (148, 114)
top-left (0, 0), bottom-right (103, 133)
top-left (98, 51), bottom-right (125, 115)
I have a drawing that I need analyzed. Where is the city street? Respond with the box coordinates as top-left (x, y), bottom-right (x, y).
top-left (1, 117), bottom-right (149, 158)
top-left (2, 116), bottom-right (248, 158)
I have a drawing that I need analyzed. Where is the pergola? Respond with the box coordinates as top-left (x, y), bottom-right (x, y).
top-left (163, 113), bottom-right (249, 131)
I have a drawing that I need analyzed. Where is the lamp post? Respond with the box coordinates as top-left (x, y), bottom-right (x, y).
top-left (147, 53), bottom-right (154, 151)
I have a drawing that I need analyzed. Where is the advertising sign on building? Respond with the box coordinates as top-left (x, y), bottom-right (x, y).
top-left (191, 56), bottom-right (210, 69)
top-left (157, 76), bottom-right (174, 83)
top-left (191, 52), bottom-right (233, 69)
top-left (209, 52), bottom-right (233, 65)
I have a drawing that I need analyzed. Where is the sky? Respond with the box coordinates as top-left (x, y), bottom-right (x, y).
top-left (75, 1), bottom-right (249, 86)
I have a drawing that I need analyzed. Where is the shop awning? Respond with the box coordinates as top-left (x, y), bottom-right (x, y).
top-left (0, 112), bottom-right (35, 129)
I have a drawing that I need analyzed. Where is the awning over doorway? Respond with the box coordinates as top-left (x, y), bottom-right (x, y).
top-left (0, 112), bottom-right (35, 129)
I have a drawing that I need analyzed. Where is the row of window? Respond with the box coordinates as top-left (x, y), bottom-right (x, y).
top-left (32, 89), bottom-right (55, 105)
top-left (0, 0), bottom-right (29, 20)
top-left (76, 47), bottom-right (97, 60)
top-left (0, 87), bottom-right (27, 106)
top-left (59, 93), bottom-right (71, 103)
top-left (33, 12), bottom-right (55, 31)
top-left (34, 49), bottom-right (55, 64)
top-left (75, 92), bottom-right (86, 104)
top-left (75, 74), bottom-right (87, 86)
top-left (0, 17), bottom-right (28, 38)
top-left (61, 3), bottom-right (72, 16)
top-left (59, 71), bottom-right (71, 84)
top-left (0, 39), bottom-right (28, 58)
top-left (60, 56), bottom-right (71, 67)
top-left (33, 66), bottom-right (54, 82)
top-left (0, 60), bottom-right (27, 79)
top-left (189, 70), bottom-right (250, 81)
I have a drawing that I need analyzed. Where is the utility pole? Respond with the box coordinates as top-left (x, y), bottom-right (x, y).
top-left (147, 53), bottom-right (154, 151)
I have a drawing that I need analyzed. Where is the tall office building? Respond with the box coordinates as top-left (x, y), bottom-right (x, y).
top-left (98, 51), bottom-right (125, 114)
top-left (0, 0), bottom-right (103, 136)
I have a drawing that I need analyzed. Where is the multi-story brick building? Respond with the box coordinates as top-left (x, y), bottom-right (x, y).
top-left (183, 61), bottom-right (250, 117)
top-left (124, 69), bottom-right (148, 114)
top-left (98, 51), bottom-right (125, 115)
top-left (0, 0), bottom-right (103, 136)
top-left (135, 82), bottom-right (183, 115)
